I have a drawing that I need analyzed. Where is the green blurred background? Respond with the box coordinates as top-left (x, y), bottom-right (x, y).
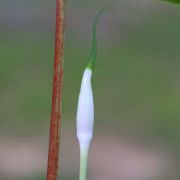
top-left (0, 0), bottom-right (180, 179)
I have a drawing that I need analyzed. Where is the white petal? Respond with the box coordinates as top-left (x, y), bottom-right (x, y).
top-left (76, 68), bottom-right (94, 145)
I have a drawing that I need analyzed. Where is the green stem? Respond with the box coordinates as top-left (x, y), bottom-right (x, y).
top-left (87, 6), bottom-right (108, 71)
top-left (79, 144), bottom-right (90, 180)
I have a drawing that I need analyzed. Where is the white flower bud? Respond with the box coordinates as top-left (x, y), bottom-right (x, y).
top-left (76, 68), bottom-right (94, 147)
top-left (76, 6), bottom-right (107, 180)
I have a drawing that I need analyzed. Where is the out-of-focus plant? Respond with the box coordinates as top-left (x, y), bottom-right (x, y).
top-left (162, 0), bottom-right (180, 4)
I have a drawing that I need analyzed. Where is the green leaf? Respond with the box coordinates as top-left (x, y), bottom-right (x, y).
top-left (162, 0), bottom-right (180, 4)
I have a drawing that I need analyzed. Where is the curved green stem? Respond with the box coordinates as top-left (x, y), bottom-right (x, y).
top-left (86, 6), bottom-right (108, 71)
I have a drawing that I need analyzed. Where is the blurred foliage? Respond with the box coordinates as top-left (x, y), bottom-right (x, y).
top-left (162, 0), bottom-right (180, 4)
top-left (0, 1), bottom-right (180, 145)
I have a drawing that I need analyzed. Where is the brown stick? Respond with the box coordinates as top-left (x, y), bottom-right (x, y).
top-left (47, 0), bottom-right (66, 179)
